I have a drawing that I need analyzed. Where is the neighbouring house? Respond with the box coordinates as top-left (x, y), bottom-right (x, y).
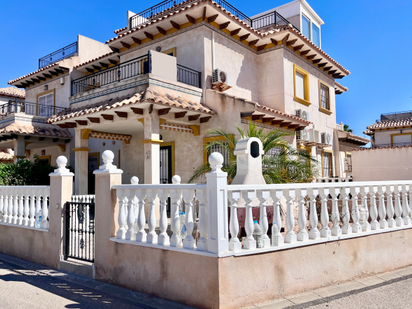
top-left (8, 0), bottom-right (368, 193)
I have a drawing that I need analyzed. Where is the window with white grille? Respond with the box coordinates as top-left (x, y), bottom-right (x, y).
top-left (320, 84), bottom-right (330, 110)
top-left (38, 93), bottom-right (54, 117)
top-left (209, 143), bottom-right (230, 167)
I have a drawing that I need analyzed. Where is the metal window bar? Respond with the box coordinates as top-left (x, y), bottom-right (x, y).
top-left (0, 100), bottom-right (65, 118)
top-left (177, 64), bottom-right (202, 88)
top-left (39, 42), bottom-right (78, 69)
top-left (320, 84), bottom-right (329, 110)
top-left (209, 143), bottom-right (230, 167)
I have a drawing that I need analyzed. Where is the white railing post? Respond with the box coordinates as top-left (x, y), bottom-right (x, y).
top-left (341, 187), bottom-right (352, 234)
top-left (242, 190), bottom-right (256, 250)
top-left (3, 191), bottom-right (9, 224)
top-left (360, 187), bottom-right (371, 232)
top-left (386, 185), bottom-right (396, 228)
top-left (41, 193), bottom-right (49, 229)
top-left (9, 193), bottom-right (15, 224)
top-left (146, 189), bottom-right (158, 244)
top-left (125, 189), bottom-right (137, 241)
top-left (350, 187), bottom-right (362, 233)
top-left (297, 189), bottom-right (309, 241)
top-left (284, 189), bottom-right (297, 244)
top-left (23, 194), bottom-right (30, 226)
top-left (35, 190), bottom-right (42, 227)
top-left (170, 187), bottom-right (182, 247)
top-left (319, 188), bottom-right (331, 238)
top-left (158, 189), bottom-right (170, 246)
top-left (394, 185), bottom-right (404, 227)
top-left (116, 190), bottom-right (127, 239)
top-left (206, 153), bottom-right (229, 255)
top-left (330, 187), bottom-right (342, 236)
top-left (402, 185), bottom-right (411, 225)
top-left (257, 190), bottom-right (271, 247)
top-left (183, 190), bottom-right (196, 249)
top-left (135, 189), bottom-right (147, 243)
top-left (369, 186), bottom-right (379, 230)
top-left (308, 188), bottom-right (320, 240)
top-left (18, 192), bottom-right (24, 225)
top-left (197, 189), bottom-right (208, 251)
top-left (270, 189), bottom-right (284, 246)
top-left (228, 191), bottom-right (241, 252)
top-left (29, 190), bottom-right (36, 227)
top-left (378, 186), bottom-right (388, 229)
top-left (0, 193), bottom-right (3, 223)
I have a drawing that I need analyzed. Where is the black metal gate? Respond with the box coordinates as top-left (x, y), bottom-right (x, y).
top-left (160, 145), bottom-right (172, 217)
top-left (64, 196), bottom-right (95, 262)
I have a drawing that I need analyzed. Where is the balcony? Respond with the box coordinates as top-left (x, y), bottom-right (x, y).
top-left (129, 0), bottom-right (299, 31)
top-left (39, 42), bottom-right (78, 69)
top-left (71, 52), bottom-right (202, 96)
top-left (0, 100), bottom-right (66, 119)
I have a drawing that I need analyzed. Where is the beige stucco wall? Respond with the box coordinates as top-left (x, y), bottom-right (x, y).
top-left (352, 147), bottom-right (412, 181)
top-left (374, 128), bottom-right (412, 146)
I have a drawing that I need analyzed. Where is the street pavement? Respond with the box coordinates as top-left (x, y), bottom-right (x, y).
top-left (249, 266), bottom-right (412, 309)
top-left (0, 252), bottom-right (193, 309)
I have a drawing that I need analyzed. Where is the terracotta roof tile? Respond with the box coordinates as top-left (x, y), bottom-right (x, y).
top-left (363, 129), bottom-right (373, 136)
top-left (367, 118), bottom-right (412, 130)
top-left (353, 145), bottom-right (412, 152)
top-left (114, 26), bottom-right (128, 34)
top-left (8, 63), bottom-right (67, 85)
top-left (0, 123), bottom-right (72, 138)
top-left (335, 82), bottom-right (348, 92)
top-left (0, 149), bottom-right (13, 161)
top-left (48, 88), bottom-right (215, 123)
top-left (0, 87), bottom-right (25, 99)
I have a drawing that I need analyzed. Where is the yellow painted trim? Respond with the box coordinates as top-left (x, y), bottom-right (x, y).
top-left (25, 142), bottom-right (32, 147)
top-left (159, 119), bottom-right (167, 126)
top-left (38, 155), bottom-right (51, 164)
top-left (390, 133), bottom-right (412, 146)
top-left (293, 64), bottom-right (311, 106)
top-left (88, 152), bottom-right (100, 167)
top-left (319, 107), bottom-right (333, 115)
top-left (73, 148), bottom-right (91, 152)
top-left (189, 125), bottom-right (200, 136)
top-left (14, 155), bottom-right (26, 159)
top-left (36, 88), bottom-right (56, 116)
top-left (81, 129), bottom-right (93, 140)
top-left (25, 150), bottom-right (30, 157)
top-left (138, 118), bottom-right (144, 125)
top-left (57, 144), bottom-right (66, 152)
top-left (162, 47), bottom-right (176, 57)
top-left (140, 139), bottom-right (163, 144)
top-left (321, 149), bottom-right (335, 178)
top-left (162, 142), bottom-right (175, 177)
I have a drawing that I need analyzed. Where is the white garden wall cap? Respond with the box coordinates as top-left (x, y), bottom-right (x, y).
top-left (48, 88), bottom-right (215, 124)
top-left (209, 152), bottom-right (224, 169)
top-left (0, 87), bottom-right (25, 99)
top-left (172, 175), bottom-right (181, 184)
top-left (50, 156), bottom-right (74, 176)
top-left (130, 176), bottom-right (139, 184)
top-left (0, 123), bottom-right (71, 139)
top-left (113, 184), bottom-right (206, 190)
top-left (94, 150), bottom-right (123, 174)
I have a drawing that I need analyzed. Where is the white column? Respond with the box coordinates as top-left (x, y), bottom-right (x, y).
top-left (341, 187), bottom-right (352, 234)
top-left (183, 190), bottom-right (196, 249)
top-left (41, 193), bottom-right (49, 229)
top-left (158, 189), bottom-right (170, 246)
top-left (206, 153), bottom-right (229, 255)
top-left (142, 110), bottom-right (161, 184)
top-left (360, 188), bottom-right (371, 232)
top-left (319, 188), bottom-right (331, 238)
top-left (146, 189), bottom-right (158, 244)
top-left (136, 189), bottom-right (147, 243)
top-left (297, 189), bottom-right (309, 242)
top-left (29, 190), bottom-right (36, 227)
top-left (0, 193), bottom-right (3, 223)
top-left (394, 185), bottom-right (404, 227)
top-left (270, 189), bottom-right (284, 246)
top-left (257, 190), bottom-right (271, 247)
top-left (284, 189), bottom-right (297, 244)
top-left (308, 188), bottom-right (320, 240)
top-left (378, 186), bottom-right (388, 229)
top-left (18, 192), bottom-right (24, 225)
top-left (125, 189), bottom-right (137, 241)
top-left (330, 187), bottom-right (342, 236)
top-left (242, 190), bottom-right (256, 250)
top-left (169, 187), bottom-right (182, 247)
top-left (197, 189), bottom-right (208, 251)
top-left (350, 187), bottom-right (362, 233)
top-left (13, 192), bottom-right (19, 225)
top-left (402, 185), bottom-right (411, 225)
top-left (116, 190), bottom-right (127, 239)
top-left (23, 194), bottom-right (30, 226)
top-left (369, 186), bottom-right (379, 230)
top-left (229, 191), bottom-right (241, 252)
top-left (386, 185), bottom-right (396, 228)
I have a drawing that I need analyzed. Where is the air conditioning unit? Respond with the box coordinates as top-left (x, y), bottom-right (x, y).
top-left (212, 69), bottom-right (232, 92)
top-left (297, 128), bottom-right (310, 141)
top-left (295, 109), bottom-right (309, 121)
top-left (310, 129), bottom-right (321, 144)
top-left (321, 132), bottom-right (332, 145)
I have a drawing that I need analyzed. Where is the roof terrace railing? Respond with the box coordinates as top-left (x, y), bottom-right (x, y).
top-left (129, 0), bottom-right (299, 32)
top-left (0, 100), bottom-right (66, 118)
top-left (39, 42), bottom-right (78, 69)
top-left (380, 110), bottom-right (412, 122)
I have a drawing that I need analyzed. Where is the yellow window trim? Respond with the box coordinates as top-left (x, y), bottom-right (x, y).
top-left (161, 142), bottom-right (175, 177)
top-left (293, 64), bottom-right (311, 106)
top-left (321, 149), bottom-right (335, 178)
top-left (203, 135), bottom-right (234, 164)
top-left (37, 155), bottom-right (51, 164)
top-left (318, 80), bottom-right (331, 113)
top-left (88, 152), bottom-right (100, 168)
top-left (390, 133), bottom-right (412, 146)
top-left (162, 47), bottom-right (177, 57)
top-left (36, 88), bottom-right (56, 116)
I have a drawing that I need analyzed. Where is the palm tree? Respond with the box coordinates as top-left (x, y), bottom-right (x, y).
top-left (189, 122), bottom-right (318, 184)
top-left (343, 124), bottom-right (353, 133)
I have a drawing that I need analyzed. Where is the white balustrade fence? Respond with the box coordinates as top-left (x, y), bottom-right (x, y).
top-left (0, 186), bottom-right (50, 230)
top-left (111, 153), bottom-right (412, 257)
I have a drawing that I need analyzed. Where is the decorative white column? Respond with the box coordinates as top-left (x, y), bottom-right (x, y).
top-left (228, 191), bottom-right (241, 252)
top-left (330, 187), bottom-right (342, 236)
top-left (206, 153), bottom-right (229, 255)
top-left (242, 190), bottom-right (256, 250)
top-left (8, 193), bottom-right (14, 224)
top-left (183, 190), bottom-right (196, 249)
top-left (360, 188), bottom-right (371, 232)
top-left (270, 189), bottom-right (284, 246)
top-left (308, 188), bottom-right (320, 240)
top-left (0, 193), bottom-right (3, 223)
top-left (284, 189), bottom-right (297, 244)
top-left (29, 190), bottom-right (36, 227)
top-left (257, 190), bottom-right (271, 247)
top-left (23, 194), bottom-right (30, 226)
top-left (116, 190), bottom-right (127, 239)
top-left (350, 187), bottom-right (362, 233)
top-left (394, 185), bottom-right (404, 227)
top-left (369, 186), bottom-right (380, 230)
top-left (341, 187), bottom-right (352, 234)
top-left (297, 189), bottom-right (309, 241)
top-left (41, 192), bottom-right (49, 229)
top-left (3, 191), bottom-right (9, 224)
top-left (319, 188), bottom-right (331, 238)
top-left (135, 189), bottom-right (147, 243)
top-left (158, 189), bottom-right (170, 246)
top-left (125, 189), bottom-right (137, 241)
top-left (378, 186), bottom-right (388, 229)
top-left (18, 193), bottom-right (24, 225)
top-left (386, 185), bottom-right (396, 228)
top-left (142, 110), bottom-right (161, 185)
top-left (402, 185), bottom-right (411, 225)
top-left (197, 189), bottom-right (208, 251)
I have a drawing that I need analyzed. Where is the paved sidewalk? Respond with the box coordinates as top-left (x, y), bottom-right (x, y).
top-left (248, 265), bottom-right (412, 309)
top-left (0, 252), bottom-right (193, 309)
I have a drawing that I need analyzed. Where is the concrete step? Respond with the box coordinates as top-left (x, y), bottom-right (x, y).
top-left (58, 258), bottom-right (94, 279)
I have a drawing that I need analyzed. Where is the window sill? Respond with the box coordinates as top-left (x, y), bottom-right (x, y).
top-left (294, 97), bottom-right (311, 107)
top-left (319, 107), bottom-right (332, 115)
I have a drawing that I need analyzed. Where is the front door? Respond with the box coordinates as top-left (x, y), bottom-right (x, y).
top-left (160, 145), bottom-right (172, 218)
top-left (88, 154), bottom-right (99, 194)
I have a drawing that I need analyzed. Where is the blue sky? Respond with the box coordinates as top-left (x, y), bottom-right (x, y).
top-left (2, 0), bottom-right (412, 137)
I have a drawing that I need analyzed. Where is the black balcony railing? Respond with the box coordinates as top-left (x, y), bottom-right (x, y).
top-left (71, 52), bottom-right (202, 96)
top-left (0, 100), bottom-right (66, 118)
top-left (39, 42), bottom-right (78, 69)
top-left (129, 0), bottom-right (299, 32)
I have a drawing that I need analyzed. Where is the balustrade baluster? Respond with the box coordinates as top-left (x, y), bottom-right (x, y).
top-left (378, 186), bottom-right (388, 229)
top-left (394, 186), bottom-right (404, 227)
top-left (136, 189), bottom-right (147, 242)
top-left (402, 185), bottom-right (411, 225)
top-left (158, 189), bottom-right (170, 246)
top-left (228, 191), bottom-right (241, 251)
top-left (350, 188), bottom-right (362, 233)
top-left (8, 193), bottom-right (14, 224)
top-left (270, 189), bottom-right (284, 246)
top-left (242, 190), bottom-right (256, 249)
top-left (170, 188), bottom-right (182, 247)
top-left (35, 192), bottom-right (42, 226)
top-left (29, 193), bottom-right (36, 227)
top-left (284, 190), bottom-right (297, 243)
top-left (386, 186), bottom-right (396, 227)
top-left (369, 186), bottom-right (379, 230)
top-left (116, 190), bottom-right (127, 239)
top-left (319, 188), bottom-right (331, 238)
top-left (341, 187), bottom-right (352, 234)
top-left (23, 195), bottom-right (30, 226)
top-left (13, 192), bottom-right (19, 225)
top-left (146, 189), bottom-right (158, 244)
top-left (125, 190), bottom-right (137, 241)
top-left (183, 190), bottom-right (196, 249)
top-left (41, 195), bottom-right (49, 229)
top-left (297, 189), bottom-right (309, 241)
top-left (409, 187), bottom-right (412, 219)
top-left (197, 190), bottom-right (208, 251)
top-left (18, 193), bottom-right (24, 225)
top-left (360, 188), bottom-right (371, 232)
top-left (257, 190), bottom-right (271, 247)
top-left (0, 193), bottom-right (3, 223)
top-left (330, 187), bottom-right (342, 236)
top-left (308, 189), bottom-right (320, 240)
top-left (3, 192), bottom-right (8, 223)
